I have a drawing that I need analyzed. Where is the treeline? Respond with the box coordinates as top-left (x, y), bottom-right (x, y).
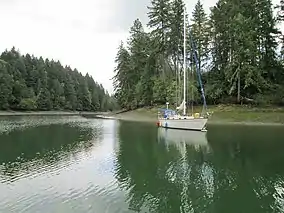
top-left (113, 0), bottom-right (284, 109)
top-left (0, 47), bottom-right (117, 111)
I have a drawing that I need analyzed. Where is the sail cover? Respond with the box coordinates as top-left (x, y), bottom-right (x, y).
top-left (159, 109), bottom-right (177, 118)
top-left (176, 100), bottom-right (185, 111)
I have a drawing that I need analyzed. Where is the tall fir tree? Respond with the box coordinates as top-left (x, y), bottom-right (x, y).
top-left (190, 0), bottom-right (210, 72)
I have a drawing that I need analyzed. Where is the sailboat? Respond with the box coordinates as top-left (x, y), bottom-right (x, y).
top-left (157, 4), bottom-right (209, 132)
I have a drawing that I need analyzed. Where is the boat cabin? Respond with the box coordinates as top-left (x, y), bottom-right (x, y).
top-left (158, 109), bottom-right (177, 119)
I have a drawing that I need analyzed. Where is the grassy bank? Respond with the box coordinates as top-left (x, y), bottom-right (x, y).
top-left (207, 105), bottom-right (284, 124)
top-left (2, 105), bottom-right (284, 125)
top-left (111, 105), bottom-right (284, 124)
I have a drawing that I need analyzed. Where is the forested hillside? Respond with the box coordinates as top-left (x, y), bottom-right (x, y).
top-left (113, 0), bottom-right (284, 110)
top-left (0, 47), bottom-right (116, 111)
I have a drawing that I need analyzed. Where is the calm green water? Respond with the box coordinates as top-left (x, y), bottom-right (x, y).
top-left (0, 116), bottom-right (284, 213)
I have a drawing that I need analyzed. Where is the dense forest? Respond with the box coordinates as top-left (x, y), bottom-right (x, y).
top-left (0, 47), bottom-right (116, 111)
top-left (113, 0), bottom-right (284, 109)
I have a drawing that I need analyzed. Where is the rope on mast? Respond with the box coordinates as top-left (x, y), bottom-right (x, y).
top-left (188, 28), bottom-right (208, 114)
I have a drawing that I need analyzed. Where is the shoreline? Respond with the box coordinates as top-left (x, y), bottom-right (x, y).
top-left (108, 106), bottom-right (284, 126)
top-left (1, 106), bottom-right (284, 126)
top-left (0, 111), bottom-right (107, 116)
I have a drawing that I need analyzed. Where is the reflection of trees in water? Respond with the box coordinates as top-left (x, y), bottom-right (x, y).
top-left (114, 121), bottom-right (213, 212)
top-left (115, 122), bottom-right (284, 213)
top-left (206, 125), bottom-right (284, 213)
top-left (0, 122), bottom-right (103, 182)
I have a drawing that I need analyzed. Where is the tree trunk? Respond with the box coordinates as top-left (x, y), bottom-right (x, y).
top-left (237, 70), bottom-right (241, 104)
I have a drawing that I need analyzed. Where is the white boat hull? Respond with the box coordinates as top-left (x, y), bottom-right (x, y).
top-left (157, 128), bottom-right (209, 157)
top-left (158, 118), bottom-right (208, 131)
top-left (158, 128), bottom-right (208, 146)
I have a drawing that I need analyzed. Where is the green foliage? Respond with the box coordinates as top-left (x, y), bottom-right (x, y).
top-left (113, 0), bottom-right (284, 109)
top-left (0, 60), bottom-right (13, 110)
top-left (147, 0), bottom-right (172, 54)
top-left (0, 47), bottom-right (115, 111)
top-left (190, 0), bottom-right (209, 71)
top-left (18, 98), bottom-right (37, 110)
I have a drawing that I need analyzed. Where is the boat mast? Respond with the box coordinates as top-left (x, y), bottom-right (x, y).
top-left (183, 4), bottom-right (186, 116)
top-left (191, 51), bottom-right (194, 115)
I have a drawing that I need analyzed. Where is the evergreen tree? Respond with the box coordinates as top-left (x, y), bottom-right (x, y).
top-left (113, 0), bottom-right (284, 108)
top-left (147, 0), bottom-right (172, 55)
top-left (113, 42), bottom-right (132, 108)
top-left (168, 0), bottom-right (185, 72)
top-left (190, 0), bottom-right (210, 72)
top-left (0, 47), bottom-right (112, 111)
top-left (0, 60), bottom-right (13, 109)
top-left (128, 19), bottom-right (152, 107)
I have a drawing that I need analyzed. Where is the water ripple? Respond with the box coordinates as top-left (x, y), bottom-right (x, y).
top-left (0, 116), bottom-right (90, 134)
top-left (0, 117), bottom-right (127, 213)
top-left (4, 117), bottom-right (284, 213)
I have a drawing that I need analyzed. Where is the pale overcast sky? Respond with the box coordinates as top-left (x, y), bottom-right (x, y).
top-left (0, 0), bottom-right (281, 93)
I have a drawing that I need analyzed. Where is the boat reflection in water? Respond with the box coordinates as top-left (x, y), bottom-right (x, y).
top-left (157, 128), bottom-right (210, 155)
